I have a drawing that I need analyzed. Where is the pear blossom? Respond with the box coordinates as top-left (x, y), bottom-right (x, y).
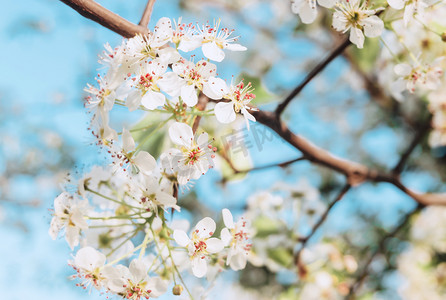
top-left (221, 209), bottom-right (252, 271)
top-left (387, 0), bottom-right (437, 26)
top-left (107, 259), bottom-right (168, 299)
top-left (124, 18), bottom-right (173, 64)
top-left (111, 128), bottom-right (157, 174)
top-left (159, 59), bottom-right (217, 106)
top-left (195, 19), bottom-right (247, 62)
top-left (173, 217), bottom-right (224, 277)
top-left (291, 0), bottom-right (336, 24)
top-left (172, 18), bottom-right (202, 52)
top-left (49, 192), bottom-right (89, 250)
top-left (70, 246), bottom-right (108, 290)
top-left (131, 174), bottom-right (180, 213)
top-left (206, 78), bottom-right (257, 127)
top-left (125, 60), bottom-right (168, 111)
top-left (84, 73), bottom-right (121, 115)
top-left (391, 60), bottom-right (444, 100)
top-left (161, 122), bottom-right (216, 185)
top-left (332, 0), bottom-right (384, 49)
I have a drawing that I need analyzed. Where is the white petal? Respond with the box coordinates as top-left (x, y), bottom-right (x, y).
top-left (192, 257), bottom-right (207, 278)
top-left (155, 191), bottom-right (177, 208)
top-left (157, 72), bottom-right (183, 97)
top-left (168, 122), bottom-right (194, 147)
top-left (349, 27), bottom-right (365, 49)
top-left (133, 151), bottom-right (157, 173)
top-left (75, 247), bottom-right (106, 270)
top-left (65, 226), bottom-right (80, 250)
top-left (222, 208), bottom-right (234, 229)
top-left (394, 64), bottom-right (412, 76)
top-left (387, 0), bottom-right (405, 9)
top-left (152, 17), bottom-right (173, 47)
top-left (178, 38), bottom-right (202, 52)
top-left (71, 209), bottom-right (88, 229)
top-left (195, 217), bottom-right (216, 238)
top-left (173, 230), bottom-right (190, 247)
top-left (141, 91), bottom-right (165, 110)
top-left (122, 128), bottom-right (135, 153)
top-left (215, 102), bottom-right (236, 124)
top-left (146, 277), bottom-right (168, 297)
top-left (229, 251), bottom-right (247, 271)
top-left (196, 132), bottom-right (209, 147)
top-left (181, 84), bottom-right (198, 107)
top-left (299, 1), bottom-right (318, 24)
top-left (202, 42), bottom-right (225, 62)
top-left (318, 0), bottom-right (336, 8)
top-left (363, 16), bottom-right (384, 38)
top-left (129, 259), bottom-right (148, 282)
top-left (225, 43), bottom-right (247, 52)
top-left (206, 238), bottom-right (224, 253)
top-left (126, 90), bottom-right (142, 112)
top-left (221, 228), bottom-right (232, 246)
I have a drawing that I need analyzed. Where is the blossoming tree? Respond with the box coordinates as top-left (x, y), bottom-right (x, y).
top-left (48, 0), bottom-right (446, 298)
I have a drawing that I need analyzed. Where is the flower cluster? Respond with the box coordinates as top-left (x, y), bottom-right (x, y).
top-left (290, 0), bottom-right (446, 147)
top-left (49, 17), bottom-right (259, 299)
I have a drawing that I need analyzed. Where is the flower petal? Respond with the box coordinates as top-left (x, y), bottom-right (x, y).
top-left (214, 102), bottom-right (236, 124)
top-left (168, 122), bottom-right (194, 148)
top-left (202, 42), bottom-right (225, 62)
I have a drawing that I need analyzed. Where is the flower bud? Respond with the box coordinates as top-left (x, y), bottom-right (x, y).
top-left (172, 284), bottom-right (183, 295)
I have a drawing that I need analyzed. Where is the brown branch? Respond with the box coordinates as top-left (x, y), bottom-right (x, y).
top-left (139, 0), bottom-right (157, 27)
top-left (252, 110), bottom-right (446, 206)
top-left (347, 204), bottom-right (423, 299)
top-left (275, 38), bottom-right (351, 116)
top-left (192, 93), bottom-right (209, 133)
top-left (392, 118), bottom-right (431, 175)
top-left (294, 184), bottom-right (351, 269)
top-left (59, 0), bottom-right (149, 38)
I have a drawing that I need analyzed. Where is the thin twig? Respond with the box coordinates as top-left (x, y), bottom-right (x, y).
top-left (139, 0), bottom-right (157, 27)
top-left (275, 38), bottom-right (351, 116)
top-left (392, 118), bottom-right (432, 175)
top-left (60, 0), bottom-right (149, 38)
top-left (347, 204), bottom-right (423, 299)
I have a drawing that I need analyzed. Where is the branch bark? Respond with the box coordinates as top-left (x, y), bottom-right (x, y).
top-left (139, 0), bottom-right (157, 27)
top-left (60, 0), bottom-right (149, 38)
top-left (275, 38), bottom-right (351, 116)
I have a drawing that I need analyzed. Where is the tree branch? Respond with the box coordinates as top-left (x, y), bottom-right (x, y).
top-left (274, 38), bottom-right (351, 116)
top-left (347, 204), bottom-right (423, 299)
top-left (60, 0), bottom-right (149, 38)
top-left (139, 0), bottom-right (157, 27)
top-left (392, 118), bottom-right (431, 175)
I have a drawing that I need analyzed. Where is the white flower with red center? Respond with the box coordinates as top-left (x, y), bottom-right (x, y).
top-left (125, 59), bottom-right (168, 111)
top-left (332, 0), bottom-right (384, 49)
top-left (220, 209), bottom-right (252, 271)
top-left (172, 18), bottom-right (202, 52)
top-left (70, 247), bottom-right (108, 290)
top-left (107, 259), bottom-right (167, 299)
top-left (391, 60), bottom-right (444, 101)
top-left (49, 192), bottom-right (89, 250)
top-left (291, 0), bottom-right (336, 24)
top-left (125, 18), bottom-right (173, 63)
top-left (84, 73), bottom-right (120, 115)
top-left (159, 59), bottom-right (217, 106)
top-left (196, 19), bottom-right (247, 62)
top-left (387, 0), bottom-right (436, 26)
top-left (161, 122), bottom-right (216, 185)
top-left (173, 217), bottom-right (224, 277)
top-left (206, 78), bottom-right (257, 128)
top-left (110, 128), bottom-right (157, 174)
top-left (131, 174), bottom-right (180, 213)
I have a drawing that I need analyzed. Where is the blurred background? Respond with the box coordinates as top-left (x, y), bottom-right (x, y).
top-left (1, 0), bottom-right (445, 299)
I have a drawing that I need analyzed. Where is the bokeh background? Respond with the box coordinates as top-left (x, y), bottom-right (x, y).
top-left (1, 0), bottom-right (445, 299)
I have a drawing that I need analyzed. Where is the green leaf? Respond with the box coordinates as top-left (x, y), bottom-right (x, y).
top-left (267, 247), bottom-right (293, 267)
